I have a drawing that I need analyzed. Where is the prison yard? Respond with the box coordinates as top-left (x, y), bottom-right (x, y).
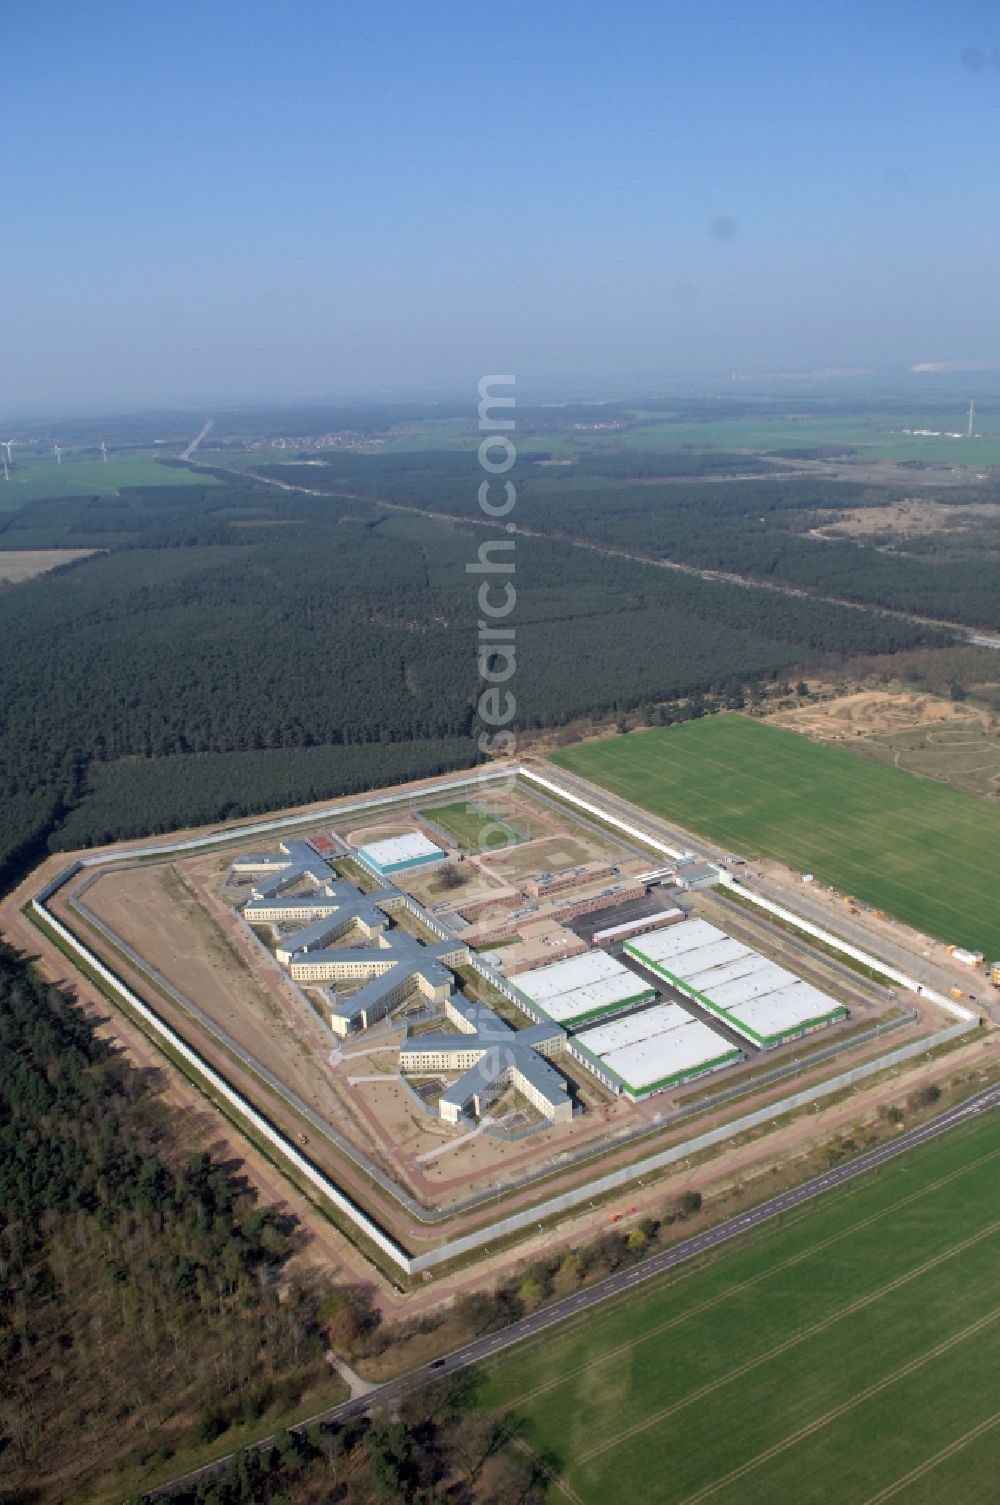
top-left (422, 799), bottom-right (529, 852)
top-left (551, 715), bottom-right (1000, 963)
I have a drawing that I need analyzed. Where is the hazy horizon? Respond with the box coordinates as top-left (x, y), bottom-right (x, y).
top-left (6, 0), bottom-right (1000, 413)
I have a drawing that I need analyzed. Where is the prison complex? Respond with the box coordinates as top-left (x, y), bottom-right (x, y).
top-left (231, 840), bottom-right (572, 1119)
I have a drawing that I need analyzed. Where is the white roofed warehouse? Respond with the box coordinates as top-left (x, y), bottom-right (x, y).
top-left (512, 950), bottom-right (655, 1028)
top-left (624, 919), bottom-right (848, 1049)
top-left (571, 1002), bottom-right (742, 1097)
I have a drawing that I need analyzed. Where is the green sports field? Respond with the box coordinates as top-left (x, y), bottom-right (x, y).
top-left (550, 717), bottom-right (999, 960)
top-left (476, 1108), bottom-right (1000, 1504)
top-left (423, 800), bottom-right (525, 852)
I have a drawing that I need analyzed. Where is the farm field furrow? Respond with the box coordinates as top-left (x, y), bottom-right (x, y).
top-left (550, 716), bottom-right (999, 959)
top-left (476, 1108), bottom-right (1000, 1505)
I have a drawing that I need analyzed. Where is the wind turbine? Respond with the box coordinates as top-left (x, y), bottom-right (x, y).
top-left (1, 440), bottom-right (13, 482)
top-left (100, 440), bottom-right (108, 463)
top-left (53, 444), bottom-right (63, 465)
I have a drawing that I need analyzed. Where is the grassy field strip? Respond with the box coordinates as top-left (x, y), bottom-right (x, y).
top-left (674, 1308), bottom-right (1000, 1505)
top-left (611, 1301), bottom-right (1000, 1505)
top-left (571, 1208), bottom-right (1000, 1500)
top-left (486, 1139), bottom-right (1000, 1411)
top-left (569, 1229), bottom-right (1000, 1501)
top-left (550, 717), bottom-right (1000, 957)
top-left (511, 1143), bottom-right (1000, 1410)
top-left (860, 1410), bottom-right (1000, 1505)
top-left (476, 1111), bottom-right (1000, 1504)
top-left (552, 721), bottom-right (995, 940)
top-left (576, 1220), bottom-right (1000, 1466)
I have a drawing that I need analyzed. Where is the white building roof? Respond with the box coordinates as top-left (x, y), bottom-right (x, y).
top-left (626, 917), bottom-right (721, 963)
top-left (626, 919), bottom-right (844, 1044)
top-left (358, 832), bottom-right (444, 868)
top-left (576, 1002), bottom-right (738, 1089)
top-left (681, 953), bottom-right (768, 992)
top-left (669, 937), bottom-right (752, 977)
top-left (515, 950), bottom-right (651, 1023)
top-left (707, 961), bottom-right (792, 1007)
top-left (591, 907), bottom-right (684, 943)
top-left (725, 981), bottom-right (839, 1039)
top-left (516, 949), bottom-right (624, 1001)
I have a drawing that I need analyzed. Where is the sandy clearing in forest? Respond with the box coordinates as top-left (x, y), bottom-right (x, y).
top-left (0, 547), bottom-right (99, 582)
top-left (769, 688), bottom-right (992, 740)
top-left (809, 498), bottom-right (1000, 540)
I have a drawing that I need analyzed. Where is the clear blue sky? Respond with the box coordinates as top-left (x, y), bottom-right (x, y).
top-left (5, 0), bottom-right (1000, 411)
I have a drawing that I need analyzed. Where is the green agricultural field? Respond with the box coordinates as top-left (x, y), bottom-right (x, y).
top-left (602, 410), bottom-right (1000, 464)
top-left (375, 407), bottom-right (1000, 464)
top-left (550, 716), bottom-right (1000, 959)
top-left (0, 453), bottom-right (219, 504)
top-left (423, 799), bottom-right (525, 852)
top-left (476, 1109), bottom-right (1000, 1504)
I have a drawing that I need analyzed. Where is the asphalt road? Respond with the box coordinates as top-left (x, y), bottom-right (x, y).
top-left (149, 1082), bottom-right (1000, 1500)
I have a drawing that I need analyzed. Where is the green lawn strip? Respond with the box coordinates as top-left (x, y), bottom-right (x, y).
top-left (482, 1113), bottom-right (1000, 1404)
top-left (550, 717), bottom-right (1000, 958)
top-left (3, 454), bottom-right (220, 501)
top-left (694, 1334), bottom-right (1000, 1505)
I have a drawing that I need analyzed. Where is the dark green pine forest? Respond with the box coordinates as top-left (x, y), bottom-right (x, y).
top-left (0, 465), bottom-right (952, 890)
